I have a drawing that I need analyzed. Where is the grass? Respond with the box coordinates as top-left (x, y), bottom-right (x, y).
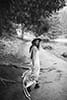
top-left (0, 37), bottom-right (31, 66)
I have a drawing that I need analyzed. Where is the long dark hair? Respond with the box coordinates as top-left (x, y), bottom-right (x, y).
top-left (29, 38), bottom-right (41, 53)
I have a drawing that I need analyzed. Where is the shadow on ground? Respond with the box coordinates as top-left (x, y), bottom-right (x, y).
top-left (0, 64), bottom-right (27, 100)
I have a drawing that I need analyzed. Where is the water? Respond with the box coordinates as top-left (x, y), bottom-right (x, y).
top-left (0, 64), bottom-right (26, 100)
top-left (0, 82), bottom-right (25, 100)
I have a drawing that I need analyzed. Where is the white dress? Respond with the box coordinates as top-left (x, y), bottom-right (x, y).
top-left (31, 46), bottom-right (40, 81)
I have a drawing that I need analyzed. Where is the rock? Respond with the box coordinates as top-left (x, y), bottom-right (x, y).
top-left (43, 45), bottom-right (53, 50)
top-left (61, 52), bottom-right (67, 58)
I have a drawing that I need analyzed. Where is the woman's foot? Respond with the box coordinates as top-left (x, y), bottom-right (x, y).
top-left (27, 86), bottom-right (31, 92)
top-left (34, 81), bottom-right (40, 89)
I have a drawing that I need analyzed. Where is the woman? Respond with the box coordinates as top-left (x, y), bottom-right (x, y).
top-left (22, 38), bottom-right (41, 100)
top-left (29, 38), bottom-right (41, 88)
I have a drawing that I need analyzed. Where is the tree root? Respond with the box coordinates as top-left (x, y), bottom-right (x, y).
top-left (0, 77), bottom-right (16, 86)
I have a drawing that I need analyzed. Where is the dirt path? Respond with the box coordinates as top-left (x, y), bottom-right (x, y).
top-left (30, 47), bottom-right (67, 100)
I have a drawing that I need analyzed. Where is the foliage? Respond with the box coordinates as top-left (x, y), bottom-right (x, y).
top-left (47, 12), bottom-right (63, 39)
top-left (0, 0), bottom-right (66, 37)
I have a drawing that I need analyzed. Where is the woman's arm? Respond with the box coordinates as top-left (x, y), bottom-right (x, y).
top-left (32, 46), bottom-right (37, 65)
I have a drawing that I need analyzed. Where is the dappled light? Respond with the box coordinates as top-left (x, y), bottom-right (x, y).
top-left (0, 0), bottom-right (67, 100)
